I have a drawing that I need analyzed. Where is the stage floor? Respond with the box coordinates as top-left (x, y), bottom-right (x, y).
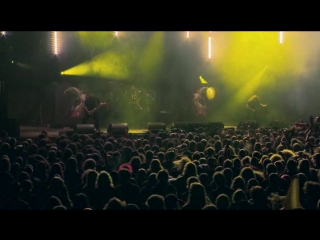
top-left (18, 124), bottom-right (237, 140)
top-left (18, 126), bottom-right (149, 139)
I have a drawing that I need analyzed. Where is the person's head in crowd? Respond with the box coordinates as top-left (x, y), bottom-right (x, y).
top-left (146, 172), bottom-right (158, 186)
top-left (212, 172), bottom-right (226, 188)
top-left (268, 173), bottom-right (280, 187)
top-left (199, 173), bottom-right (209, 187)
top-left (48, 163), bottom-right (64, 180)
top-left (181, 161), bottom-right (198, 179)
top-left (186, 176), bottom-right (199, 189)
top-left (18, 172), bottom-right (31, 184)
top-left (206, 157), bottom-right (217, 170)
top-left (65, 157), bottom-right (78, 173)
top-left (298, 159), bottom-right (311, 175)
top-left (214, 140), bottom-right (223, 153)
top-left (136, 168), bottom-right (147, 182)
top-left (185, 182), bottom-right (208, 209)
top-left (24, 165), bottom-right (33, 177)
top-left (206, 146), bottom-right (215, 156)
top-left (312, 153), bottom-right (320, 169)
top-left (279, 175), bottom-right (291, 193)
top-left (21, 179), bottom-right (33, 194)
top-left (103, 197), bottom-right (126, 210)
top-left (232, 189), bottom-right (247, 205)
top-left (149, 159), bottom-right (163, 174)
top-left (250, 186), bottom-right (270, 207)
top-left (274, 161), bottom-right (285, 174)
top-left (157, 169), bottom-right (169, 184)
top-left (202, 204), bottom-right (218, 210)
top-left (43, 196), bottom-right (63, 210)
top-left (96, 171), bottom-right (114, 188)
top-left (145, 150), bottom-right (154, 163)
top-left (281, 149), bottom-right (296, 162)
top-left (238, 149), bottom-right (247, 160)
top-left (53, 205), bottom-right (67, 210)
top-left (215, 194), bottom-right (230, 210)
top-left (253, 143), bottom-right (262, 153)
top-left (0, 157), bottom-right (11, 173)
top-left (72, 193), bottom-right (90, 210)
top-left (164, 194), bottom-right (180, 210)
top-left (241, 156), bottom-right (251, 167)
top-left (223, 168), bottom-right (233, 187)
top-left (82, 158), bottom-right (96, 172)
top-left (232, 157), bottom-right (242, 169)
top-left (145, 194), bottom-right (165, 210)
top-left (129, 156), bottom-right (141, 174)
top-left (83, 169), bottom-right (98, 187)
top-left (118, 168), bottom-right (132, 184)
top-left (286, 159), bottom-right (298, 173)
top-left (231, 176), bottom-right (246, 192)
top-left (223, 159), bottom-right (233, 169)
top-left (247, 178), bottom-right (259, 192)
top-left (266, 163), bottom-right (277, 177)
top-left (239, 167), bottom-right (255, 184)
top-left (270, 153), bottom-right (283, 164)
top-left (303, 181), bottom-right (320, 206)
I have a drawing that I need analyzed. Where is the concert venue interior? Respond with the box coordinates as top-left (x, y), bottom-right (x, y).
top-left (1, 31), bottom-right (320, 137)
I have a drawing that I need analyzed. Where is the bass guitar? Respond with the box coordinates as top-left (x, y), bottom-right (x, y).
top-left (87, 99), bottom-right (110, 116)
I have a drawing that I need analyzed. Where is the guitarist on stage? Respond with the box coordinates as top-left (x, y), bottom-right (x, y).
top-left (82, 93), bottom-right (107, 130)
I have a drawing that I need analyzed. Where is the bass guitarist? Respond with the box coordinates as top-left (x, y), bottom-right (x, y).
top-left (82, 93), bottom-right (107, 130)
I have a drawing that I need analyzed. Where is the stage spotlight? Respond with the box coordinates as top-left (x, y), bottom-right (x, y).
top-left (206, 87), bottom-right (216, 100)
top-left (199, 76), bottom-right (208, 84)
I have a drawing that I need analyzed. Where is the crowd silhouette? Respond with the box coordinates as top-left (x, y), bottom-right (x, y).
top-left (1, 116), bottom-right (320, 210)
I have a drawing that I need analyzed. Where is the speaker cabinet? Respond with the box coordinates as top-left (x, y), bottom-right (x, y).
top-left (207, 122), bottom-right (224, 134)
top-left (237, 120), bottom-right (258, 130)
top-left (148, 122), bottom-right (166, 132)
top-left (172, 122), bottom-right (189, 130)
top-left (107, 123), bottom-right (129, 137)
top-left (74, 124), bottom-right (95, 134)
top-left (188, 122), bottom-right (207, 131)
top-left (171, 122), bottom-right (206, 132)
top-left (5, 118), bottom-right (20, 138)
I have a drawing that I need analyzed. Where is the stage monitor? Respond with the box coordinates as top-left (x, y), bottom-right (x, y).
top-left (107, 123), bottom-right (129, 137)
top-left (74, 124), bottom-right (95, 134)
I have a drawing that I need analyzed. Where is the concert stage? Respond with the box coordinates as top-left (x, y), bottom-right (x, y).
top-left (17, 123), bottom-right (237, 140)
top-left (18, 125), bottom-right (149, 140)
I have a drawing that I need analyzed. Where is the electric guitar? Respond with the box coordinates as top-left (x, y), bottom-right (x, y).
top-left (87, 99), bottom-right (110, 116)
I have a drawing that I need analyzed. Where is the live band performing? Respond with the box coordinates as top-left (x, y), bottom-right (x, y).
top-left (59, 83), bottom-right (157, 129)
top-left (58, 78), bottom-right (267, 131)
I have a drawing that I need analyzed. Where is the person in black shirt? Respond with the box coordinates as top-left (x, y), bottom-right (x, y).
top-left (82, 93), bottom-right (106, 130)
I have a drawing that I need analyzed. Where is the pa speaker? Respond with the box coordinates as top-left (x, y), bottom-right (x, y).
top-left (171, 122), bottom-right (206, 132)
top-left (172, 122), bottom-right (189, 130)
top-left (207, 122), bottom-right (224, 134)
top-left (148, 122), bottom-right (166, 132)
top-left (5, 118), bottom-right (20, 138)
top-left (74, 124), bottom-right (95, 134)
top-left (107, 123), bottom-right (129, 137)
top-left (188, 122), bottom-right (207, 130)
top-left (237, 120), bottom-right (259, 130)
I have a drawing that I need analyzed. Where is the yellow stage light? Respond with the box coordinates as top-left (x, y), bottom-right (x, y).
top-left (206, 87), bottom-right (216, 100)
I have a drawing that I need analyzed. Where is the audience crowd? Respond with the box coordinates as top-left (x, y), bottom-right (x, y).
top-left (1, 118), bottom-right (320, 210)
